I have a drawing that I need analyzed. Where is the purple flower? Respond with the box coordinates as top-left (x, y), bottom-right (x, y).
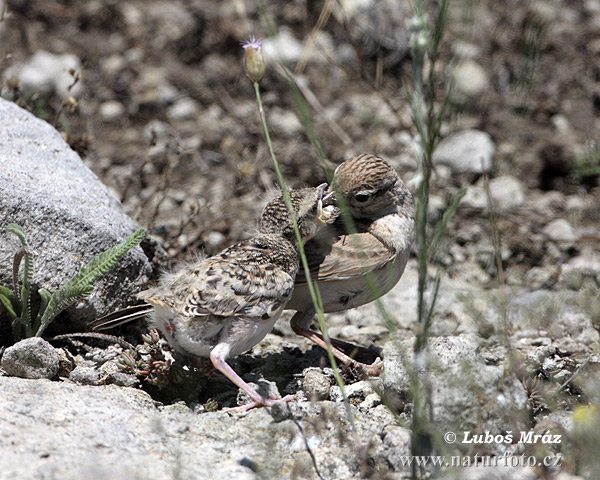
top-left (241, 36), bottom-right (263, 50)
top-left (242, 36), bottom-right (266, 83)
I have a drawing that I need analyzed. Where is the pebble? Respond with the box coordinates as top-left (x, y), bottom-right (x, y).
top-left (69, 366), bottom-right (101, 385)
top-left (99, 100), bottom-right (125, 122)
top-left (166, 97), bottom-right (198, 120)
top-left (433, 129), bottom-right (495, 173)
top-left (452, 60), bottom-right (489, 96)
top-left (543, 218), bottom-right (579, 243)
top-left (262, 27), bottom-right (304, 64)
top-left (302, 368), bottom-right (331, 401)
top-left (330, 380), bottom-right (373, 402)
top-left (488, 175), bottom-right (526, 211)
top-left (1, 338), bottom-right (59, 379)
top-left (461, 175), bottom-right (525, 211)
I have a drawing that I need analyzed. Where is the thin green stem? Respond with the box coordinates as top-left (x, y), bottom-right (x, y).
top-left (252, 81), bottom-right (347, 398)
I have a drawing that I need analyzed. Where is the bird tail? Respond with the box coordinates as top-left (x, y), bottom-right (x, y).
top-left (90, 304), bottom-right (154, 331)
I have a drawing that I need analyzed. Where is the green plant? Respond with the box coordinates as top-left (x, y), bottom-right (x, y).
top-left (574, 143), bottom-right (600, 183)
top-left (404, 0), bottom-right (470, 471)
top-left (0, 224), bottom-right (145, 340)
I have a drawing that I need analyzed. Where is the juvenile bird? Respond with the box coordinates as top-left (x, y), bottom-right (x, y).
top-left (285, 154), bottom-right (415, 374)
top-left (93, 186), bottom-right (336, 411)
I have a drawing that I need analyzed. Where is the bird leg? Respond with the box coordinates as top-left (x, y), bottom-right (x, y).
top-left (209, 345), bottom-right (294, 412)
top-left (290, 310), bottom-right (382, 376)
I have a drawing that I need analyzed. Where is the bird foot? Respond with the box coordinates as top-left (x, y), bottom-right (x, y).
top-left (228, 394), bottom-right (295, 413)
top-left (341, 357), bottom-right (383, 377)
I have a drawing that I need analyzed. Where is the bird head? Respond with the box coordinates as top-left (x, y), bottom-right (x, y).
top-left (331, 153), bottom-right (412, 219)
top-left (259, 185), bottom-right (338, 243)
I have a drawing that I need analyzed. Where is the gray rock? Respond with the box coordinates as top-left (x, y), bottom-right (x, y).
top-left (99, 100), bottom-right (126, 122)
top-left (381, 425), bottom-right (411, 470)
top-left (488, 175), bottom-right (526, 211)
top-left (332, 0), bottom-right (409, 68)
top-left (302, 368), bottom-right (331, 401)
top-left (433, 129), bottom-right (495, 174)
top-left (523, 266), bottom-right (554, 289)
top-left (69, 366), bottom-right (101, 385)
top-left (236, 376), bottom-right (286, 408)
top-left (4, 50), bottom-right (83, 96)
top-left (330, 380), bottom-right (374, 403)
top-left (461, 184), bottom-right (489, 209)
top-left (382, 335), bottom-right (529, 435)
top-left (452, 60), bottom-right (490, 96)
top-left (543, 218), bottom-right (579, 243)
top-left (461, 176), bottom-right (525, 211)
top-left (166, 96), bottom-right (198, 120)
top-left (262, 27), bottom-right (304, 64)
top-left (105, 372), bottom-right (140, 388)
top-left (0, 98), bottom-right (152, 332)
top-left (1, 337), bottom-right (59, 379)
top-left (0, 376), bottom-right (390, 480)
top-left (437, 466), bottom-right (537, 480)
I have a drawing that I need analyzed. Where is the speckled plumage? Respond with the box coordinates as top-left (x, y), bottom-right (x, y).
top-left (286, 154), bottom-right (415, 374)
top-left (92, 186), bottom-right (335, 411)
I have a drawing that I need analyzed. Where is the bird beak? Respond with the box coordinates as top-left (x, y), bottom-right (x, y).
top-left (317, 200), bottom-right (339, 224)
top-left (316, 183), bottom-right (338, 224)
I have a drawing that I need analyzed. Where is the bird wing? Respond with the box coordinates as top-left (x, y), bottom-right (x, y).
top-left (296, 230), bottom-right (395, 284)
top-left (165, 244), bottom-right (295, 320)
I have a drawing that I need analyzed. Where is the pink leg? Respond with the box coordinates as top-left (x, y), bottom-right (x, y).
top-left (209, 346), bottom-right (294, 412)
top-left (291, 311), bottom-right (382, 376)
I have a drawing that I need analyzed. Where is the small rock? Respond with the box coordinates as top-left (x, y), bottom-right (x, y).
top-left (359, 392), bottom-right (382, 409)
top-left (489, 175), bottom-right (526, 211)
top-left (1, 338), bottom-right (59, 379)
top-left (565, 195), bottom-right (587, 213)
top-left (551, 114), bottom-right (570, 134)
top-left (529, 190), bottom-right (565, 212)
top-left (330, 380), bottom-right (373, 402)
top-left (461, 176), bottom-right (525, 211)
top-left (99, 100), bottom-right (126, 122)
top-left (523, 266), bottom-right (554, 289)
top-left (451, 41), bottom-right (482, 60)
top-left (563, 249), bottom-right (600, 278)
top-left (302, 368), bottom-right (331, 401)
top-left (461, 185), bottom-right (488, 209)
top-left (269, 107), bottom-right (303, 137)
top-left (452, 60), bottom-right (489, 96)
top-left (427, 195), bottom-right (445, 221)
top-left (262, 27), bottom-right (304, 64)
top-left (106, 372), bottom-right (140, 388)
top-left (204, 231), bottom-right (226, 249)
top-left (69, 366), bottom-right (101, 385)
top-left (543, 218), bottom-right (579, 243)
top-left (166, 97), bottom-right (198, 120)
top-left (433, 129), bottom-right (495, 174)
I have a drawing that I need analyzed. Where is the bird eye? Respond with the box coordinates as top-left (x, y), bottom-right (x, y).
top-left (354, 193), bottom-right (370, 203)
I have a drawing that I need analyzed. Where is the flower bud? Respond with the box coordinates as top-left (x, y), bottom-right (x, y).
top-left (242, 37), bottom-right (266, 84)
